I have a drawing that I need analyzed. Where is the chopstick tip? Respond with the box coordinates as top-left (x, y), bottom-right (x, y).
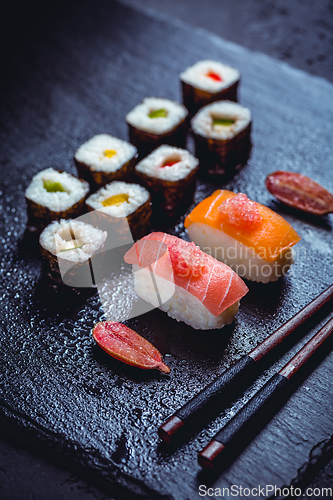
top-left (198, 440), bottom-right (225, 470)
top-left (158, 416), bottom-right (184, 444)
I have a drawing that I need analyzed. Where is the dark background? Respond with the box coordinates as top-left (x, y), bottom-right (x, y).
top-left (2, 0), bottom-right (333, 83)
top-left (0, 1), bottom-right (332, 499)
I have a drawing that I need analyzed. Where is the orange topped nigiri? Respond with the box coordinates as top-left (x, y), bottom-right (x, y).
top-left (185, 190), bottom-right (301, 283)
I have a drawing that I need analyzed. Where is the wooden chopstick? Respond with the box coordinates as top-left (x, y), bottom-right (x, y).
top-left (198, 314), bottom-right (333, 470)
top-left (158, 284), bottom-right (333, 444)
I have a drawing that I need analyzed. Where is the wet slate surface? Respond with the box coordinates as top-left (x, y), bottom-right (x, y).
top-left (0, 1), bottom-right (333, 498)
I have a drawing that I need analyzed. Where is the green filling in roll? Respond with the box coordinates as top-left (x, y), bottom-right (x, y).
top-left (43, 180), bottom-right (67, 192)
top-left (212, 118), bottom-right (235, 128)
top-left (148, 109), bottom-right (168, 119)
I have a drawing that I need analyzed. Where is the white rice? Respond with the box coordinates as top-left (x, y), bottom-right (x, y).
top-left (135, 145), bottom-right (199, 182)
top-left (74, 134), bottom-right (137, 173)
top-left (180, 60), bottom-right (240, 93)
top-left (126, 98), bottom-right (187, 135)
top-left (187, 222), bottom-right (295, 283)
top-left (85, 181), bottom-right (150, 218)
top-left (40, 219), bottom-right (107, 263)
top-left (132, 264), bottom-right (239, 330)
top-left (25, 168), bottom-right (89, 212)
top-left (191, 101), bottom-right (251, 140)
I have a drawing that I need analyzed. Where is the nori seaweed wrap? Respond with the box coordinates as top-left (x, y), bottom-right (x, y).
top-left (180, 60), bottom-right (240, 114)
top-left (25, 168), bottom-right (89, 232)
top-left (126, 97), bottom-right (188, 158)
top-left (135, 145), bottom-right (199, 218)
top-left (74, 134), bottom-right (138, 190)
top-left (85, 181), bottom-right (152, 241)
top-left (191, 101), bottom-right (252, 178)
top-left (39, 219), bottom-right (107, 291)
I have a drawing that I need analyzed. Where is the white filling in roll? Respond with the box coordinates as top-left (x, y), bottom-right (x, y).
top-left (40, 219), bottom-right (107, 263)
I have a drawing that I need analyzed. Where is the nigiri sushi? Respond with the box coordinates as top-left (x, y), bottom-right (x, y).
top-left (185, 190), bottom-right (301, 283)
top-left (124, 232), bottom-right (248, 330)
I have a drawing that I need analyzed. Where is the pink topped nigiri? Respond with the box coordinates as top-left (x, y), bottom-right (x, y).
top-left (124, 232), bottom-right (248, 330)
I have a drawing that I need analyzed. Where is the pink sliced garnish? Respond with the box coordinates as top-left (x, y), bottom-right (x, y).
top-left (162, 160), bottom-right (179, 168)
top-left (206, 71), bottom-right (223, 82)
top-left (169, 241), bottom-right (205, 279)
top-left (93, 321), bottom-right (170, 373)
top-left (218, 193), bottom-right (262, 230)
top-left (266, 171), bottom-right (333, 216)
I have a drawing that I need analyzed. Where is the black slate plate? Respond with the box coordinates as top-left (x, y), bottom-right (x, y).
top-left (1, 1), bottom-right (333, 498)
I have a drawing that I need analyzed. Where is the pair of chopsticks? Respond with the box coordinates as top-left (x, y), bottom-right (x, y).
top-left (158, 284), bottom-right (333, 469)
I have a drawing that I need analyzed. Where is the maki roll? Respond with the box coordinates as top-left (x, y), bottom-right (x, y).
top-left (191, 101), bottom-right (252, 178)
top-left (85, 181), bottom-right (152, 241)
top-left (135, 145), bottom-right (199, 218)
top-left (74, 134), bottom-right (138, 190)
top-left (126, 98), bottom-right (188, 157)
top-left (180, 60), bottom-right (240, 114)
top-left (185, 190), bottom-right (301, 283)
top-left (39, 219), bottom-right (107, 290)
top-left (124, 232), bottom-right (249, 330)
top-left (25, 168), bottom-right (89, 232)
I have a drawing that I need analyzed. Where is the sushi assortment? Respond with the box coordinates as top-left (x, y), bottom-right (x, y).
top-left (180, 60), bottom-right (240, 113)
top-left (24, 58), bottom-right (307, 341)
top-left (135, 145), bottom-right (199, 217)
top-left (25, 59), bottom-right (252, 239)
top-left (126, 97), bottom-right (188, 157)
